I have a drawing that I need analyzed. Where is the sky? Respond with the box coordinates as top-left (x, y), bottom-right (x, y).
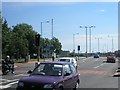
top-left (1, 2), bottom-right (118, 53)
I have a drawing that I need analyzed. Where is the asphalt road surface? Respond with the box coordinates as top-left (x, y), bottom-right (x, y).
top-left (0, 57), bottom-right (119, 90)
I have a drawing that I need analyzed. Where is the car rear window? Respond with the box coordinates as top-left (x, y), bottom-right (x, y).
top-left (59, 59), bottom-right (70, 62)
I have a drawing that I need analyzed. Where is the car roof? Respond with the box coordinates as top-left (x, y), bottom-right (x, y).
top-left (40, 61), bottom-right (71, 65)
top-left (58, 57), bottom-right (75, 59)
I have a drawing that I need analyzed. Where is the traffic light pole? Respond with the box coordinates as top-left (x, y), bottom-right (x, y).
top-left (37, 45), bottom-right (40, 62)
top-left (78, 45), bottom-right (80, 60)
top-left (35, 34), bottom-right (40, 62)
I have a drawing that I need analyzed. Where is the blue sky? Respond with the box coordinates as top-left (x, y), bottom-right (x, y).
top-left (2, 2), bottom-right (118, 53)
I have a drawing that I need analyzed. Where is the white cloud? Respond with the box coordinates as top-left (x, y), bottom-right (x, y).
top-left (99, 9), bottom-right (105, 12)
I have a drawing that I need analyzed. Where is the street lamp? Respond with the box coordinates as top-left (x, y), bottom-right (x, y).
top-left (41, 21), bottom-right (49, 36)
top-left (108, 35), bottom-right (114, 52)
top-left (80, 26), bottom-right (88, 58)
top-left (73, 33), bottom-right (79, 57)
top-left (51, 19), bottom-right (55, 61)
top-left (51, 19), bottom-right (53, 39)
top-left (95, 37), bottom-right (102, 52)
top-left (89, 26), bottom-right (95, 53)
top-left (40, 21), bottom-right (49, 60)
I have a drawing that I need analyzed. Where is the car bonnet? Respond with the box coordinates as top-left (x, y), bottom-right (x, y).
top-left (19, 75), bottom-right (62, 84)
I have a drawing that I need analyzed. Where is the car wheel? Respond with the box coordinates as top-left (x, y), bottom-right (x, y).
top-left (59, 86), bottom-right (63, 90)
top-left (113, 60), bottom-right (115, 63)
top-left (73, 82), bottom-right (79, 90)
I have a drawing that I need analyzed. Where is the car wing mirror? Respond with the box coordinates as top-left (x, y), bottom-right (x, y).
top-left (64, 72), bottom-right (70, 76)
top-left (72, 62), bottom-right (74, 64)
top-left (27, 70), bottom-right (32, 74)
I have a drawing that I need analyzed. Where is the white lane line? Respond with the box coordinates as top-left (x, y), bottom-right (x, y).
top-left (14, 74), bottom-right (29, 77)
top-left (94, 59), bottom-right (99, 62)
top-left (0, 81), bottom-right (18, 89)
top-left (0, 79), bottom-right (19, 85)
top-left (82, 57), bottom-right (91, 61)
top-left (94, 66), bottom-right (100, 68)
top-left (81, 61), bottom-right (85, 63)
top-left (94, 63), bottom-right (106, 69)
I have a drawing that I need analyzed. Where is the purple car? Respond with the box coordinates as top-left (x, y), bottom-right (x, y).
top-left (17, 61), bottom-right (80, 90)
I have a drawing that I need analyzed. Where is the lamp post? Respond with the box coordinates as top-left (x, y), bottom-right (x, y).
top-left (41, 21), bottom-right (49, 36)
top-left (108, 35), bottom-right (114, 52)
top-left (40, 21), bottom-right (49, 59)
top-left (51, 19), bottom-right (55, 61)
top-left (51, 19), bottom-right (53, 39)
top-left (73, 33), bottom-right (79, 57)
top-left (95, 37), bottom-right (102, 52)
top-left (80, 26), bottom-right (88, 58)
top-left (89, 26), bottom-right (95, 53)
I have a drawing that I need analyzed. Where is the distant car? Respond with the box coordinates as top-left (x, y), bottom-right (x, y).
top-left (94, 53), bottom-right (99, 58)
top-left (17, 61), bottom-right (80, 90)
top-left (107, 53), bottom-right (116, 63)
top-left (58, 57), bottom-right (77, 69)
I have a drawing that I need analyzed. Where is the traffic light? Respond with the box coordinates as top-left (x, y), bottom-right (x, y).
top-left (35, 34), bottom-right (40, 46)
top-left (78, 45), bottom-right (80, 51)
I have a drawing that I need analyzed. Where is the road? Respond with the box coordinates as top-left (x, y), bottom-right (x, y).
top-left (0, 57), bottom-right (119, 90)
top-left (77, 57), bottom-right (118, 88)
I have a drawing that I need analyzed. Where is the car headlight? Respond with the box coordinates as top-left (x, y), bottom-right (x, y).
top-left (18, 82), bottom-right (24, 87)
top-left (44, 84), bottom-right (53, 88)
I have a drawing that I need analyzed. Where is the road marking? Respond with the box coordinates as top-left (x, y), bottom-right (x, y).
top-left (94, 59), bottom-right (99, 62)
top-left (94, 66), bottom-right (100, 68)
top-left (0, 73), bottom-right (28, 89)
top-left (81, 61), bottom-right (85, 63)
top-left (93, 63), bottom-right (106, 69)
top-left (0, 79), bottom-right (19, 85)
top-left (82, 57), bottom-right (91, 61)
top-left (14, 74), bottom-right (29, 77)
top-left (0, 81), bottom-right (18, 89)
top-left (0, 78), bottom-right (19, 89)
top-left (78, 70), bottom-right (113, 75)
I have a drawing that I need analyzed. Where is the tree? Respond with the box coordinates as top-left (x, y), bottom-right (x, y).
top-left (2, 19), bottom-right (12, 58)
top-left (2, 19), bottom-right (62, 60)
top-left (51, 37), bottom-right (62, 55)
top-left (0, 11), bottom-right (2, 59)
top-left (12, 23), bottom-right (37, 58)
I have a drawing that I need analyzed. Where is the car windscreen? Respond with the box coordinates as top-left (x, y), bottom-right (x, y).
top-left (107, 53), bottom-right (114, 56)
top-left (32, 63), bottom-right (63, 76)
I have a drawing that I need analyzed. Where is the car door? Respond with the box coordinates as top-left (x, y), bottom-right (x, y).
top-left (63, 64), bottom-right (73, 88)
top-left (69, 64), bottom-right (78, 88)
